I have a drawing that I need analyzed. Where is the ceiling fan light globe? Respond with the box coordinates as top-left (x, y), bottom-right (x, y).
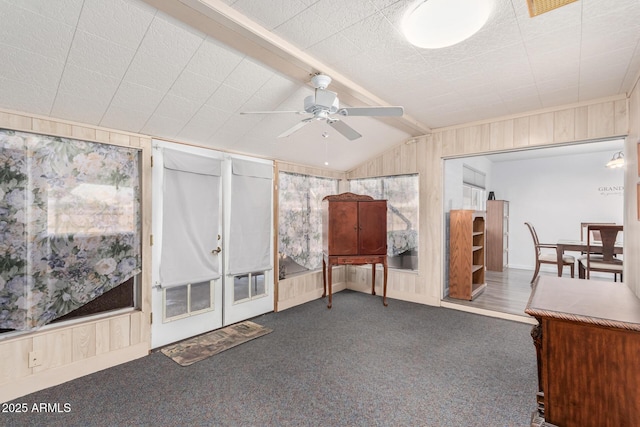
top-left (330, 97), bottom-right (339, 113)
top-left (303, 95), bottom-right (316, 113)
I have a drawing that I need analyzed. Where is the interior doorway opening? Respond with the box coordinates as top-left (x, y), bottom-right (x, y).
top-left (442, 138), bottom-right (625, 321)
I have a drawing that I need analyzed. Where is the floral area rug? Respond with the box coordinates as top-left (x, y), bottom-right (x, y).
top-left (160, 321), bottom-right (272, 366)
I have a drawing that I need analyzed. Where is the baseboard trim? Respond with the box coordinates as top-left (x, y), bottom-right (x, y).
top-left (440, 301), bottom-right (537, 325)
top-left (277, 282), bottom-right (347, 311)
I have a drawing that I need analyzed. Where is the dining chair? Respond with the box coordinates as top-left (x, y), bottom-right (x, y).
top-left (578, 224), bottom-right (623, 281)
top-left (580, 222), bottom-right (615, 246)
top-left (525, 222), bottom-right (575, 284)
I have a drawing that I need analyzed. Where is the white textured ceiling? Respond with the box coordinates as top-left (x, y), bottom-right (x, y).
top-left (1, 0), bottom-right (639, 171)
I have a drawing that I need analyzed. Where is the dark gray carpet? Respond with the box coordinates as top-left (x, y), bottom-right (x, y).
top-left (4, 290), bottom-right (537, 426)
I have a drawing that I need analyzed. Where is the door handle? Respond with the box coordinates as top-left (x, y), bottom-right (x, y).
top-left (212, 246), bottom-right (222, 255)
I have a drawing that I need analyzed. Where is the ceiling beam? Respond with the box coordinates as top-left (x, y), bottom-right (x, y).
top-left (142, 0), bottom-right (431, 136)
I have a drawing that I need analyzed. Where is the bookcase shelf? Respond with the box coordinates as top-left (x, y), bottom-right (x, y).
top-left (449, 209), bottom-right (486, 301)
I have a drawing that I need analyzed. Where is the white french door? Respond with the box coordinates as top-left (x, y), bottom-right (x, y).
top-left (151, 141), bottom-right (273, 349)
top-left (222, 155), bottom-right (275, 325)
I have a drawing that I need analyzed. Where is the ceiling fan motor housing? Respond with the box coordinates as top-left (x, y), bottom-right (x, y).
top-left (311, 73), bottom-right (332, 89)
top-left (304, 90), bottom-right (339, 116)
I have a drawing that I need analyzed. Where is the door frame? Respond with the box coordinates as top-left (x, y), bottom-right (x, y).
top-left (150, 142), bottom-right (275, 348)
top-left (150, 140), bottom-right (224, 349)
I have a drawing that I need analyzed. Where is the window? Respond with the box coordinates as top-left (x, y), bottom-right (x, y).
top-left (462, 164), bottom-right (486, 211)
top-left (233, 272), bottom-right (266, 303)
top-left (349, 174), bottom-right (419, 270)
top-left (278, 172), bottom-right (339, 277)
top-left (164, 281), bottom-right (214, 321)
top-left (0, 129), bottom-right (141, 331)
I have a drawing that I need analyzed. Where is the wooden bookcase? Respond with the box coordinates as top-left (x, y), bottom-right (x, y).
top-left (486, 200), bottom-right (509, 272)
top-left (448, 210), bottom-right (486, 300)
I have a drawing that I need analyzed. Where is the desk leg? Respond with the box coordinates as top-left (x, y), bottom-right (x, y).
top-left (322, 258), bottom-right (327, 298)
top-left (371, 263), bottom-right (376, 295)
top-left (383, 259), bottom-right (388, 307)
top-left (327, 262), bottom-right (332, 309)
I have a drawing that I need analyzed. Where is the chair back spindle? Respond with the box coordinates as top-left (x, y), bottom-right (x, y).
top-left (584, 224), bottom-right (623, 280)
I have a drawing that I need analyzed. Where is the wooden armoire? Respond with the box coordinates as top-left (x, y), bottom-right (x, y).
top-left (322, 192), bottom-right (388, 308)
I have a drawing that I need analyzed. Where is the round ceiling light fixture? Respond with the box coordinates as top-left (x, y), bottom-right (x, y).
top-left (401, 0), bottom-right (494, 49)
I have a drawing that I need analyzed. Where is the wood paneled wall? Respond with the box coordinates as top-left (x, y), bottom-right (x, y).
top-left (626, 80), bottom-right (640, 298)
top-left (0, 108), bottom-right (152, 403)
top-left (346, 135), bottom-right (440, 305)
top-left (439, 97), bottom-right (627, 157)
top-left (347, 95), bottom-right (638, 305)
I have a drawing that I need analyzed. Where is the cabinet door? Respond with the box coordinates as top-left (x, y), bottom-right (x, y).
top-left (358, 201), bottom-right (387, 255)
top-left (328, 201), bottom-right (359, 255)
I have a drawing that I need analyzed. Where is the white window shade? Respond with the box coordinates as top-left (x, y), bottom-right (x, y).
top-left (159, 149), bottom-right (222, 287)
top-left (228, 158), bottom-right (273, 275)
top-left (462, 164), bottom-right (486, 188)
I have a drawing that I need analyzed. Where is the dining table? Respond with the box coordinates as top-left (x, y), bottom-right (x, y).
top-left (556, 239), bottom-right (623, 277)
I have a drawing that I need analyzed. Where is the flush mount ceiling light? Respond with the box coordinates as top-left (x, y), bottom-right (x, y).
top-left (401, 0), bottom-right (494, 49)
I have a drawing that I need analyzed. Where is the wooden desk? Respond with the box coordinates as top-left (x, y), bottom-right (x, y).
top-left (322, 254), bottom-right (388, 309)
top-left (555, 239), bottom-right (623, 276)
top-left (525, 276), bottom-right (640, 427)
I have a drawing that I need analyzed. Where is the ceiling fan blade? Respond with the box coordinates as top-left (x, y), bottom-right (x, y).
top-left (327, 119), bottom-right (362, 141)
top-left (337, 106), bottom-right (404, 117)
top-left (278, 119), bottom-right (313, 138)
top-left (240, 110), bottom-right (306, 115)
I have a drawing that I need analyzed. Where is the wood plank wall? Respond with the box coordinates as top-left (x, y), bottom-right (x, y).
top-left (0, 108), bottom-right (152, 403)
top-left (626, 81), bottom-right (640, 298)
top-left (347, 95), bottom-right (638, 305)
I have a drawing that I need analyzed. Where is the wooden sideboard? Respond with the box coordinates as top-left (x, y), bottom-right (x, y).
top-left (525, 276), bottom-right (640, 427)
top-left (322, 192), bottom-right (387, 309)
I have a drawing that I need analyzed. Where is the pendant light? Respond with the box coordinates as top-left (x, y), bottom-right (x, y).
top-left (606, 151), bottom-right (624, 169)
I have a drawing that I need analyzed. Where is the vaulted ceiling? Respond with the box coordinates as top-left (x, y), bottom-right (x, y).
top-left (1, 0), bottom-right (639, 170)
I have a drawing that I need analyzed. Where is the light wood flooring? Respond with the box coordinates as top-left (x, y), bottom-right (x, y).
top-left (442, 268), bottom-right (616, 319)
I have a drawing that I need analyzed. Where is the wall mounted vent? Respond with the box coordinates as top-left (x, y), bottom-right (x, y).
top-left (527, 0), bottom-right (578, 17)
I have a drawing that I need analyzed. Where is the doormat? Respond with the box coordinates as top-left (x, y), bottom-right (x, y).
top-left (160, 320), bottom-right (272, 366)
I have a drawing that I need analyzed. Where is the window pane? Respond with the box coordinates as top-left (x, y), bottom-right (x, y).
top-left (165, 286), bottom-right (188, 319)
top-left (251, 273), bottom-right (266, 297)
top-left (349, 174), bottom-right (419, 270)
top-left (234, 275), bottom-right (249, 302)
top-left (463, 184), bottom-right (486, 211)
top-left (190, 281), bottom-right (211, 312)
top-left (278, 172), bottom-right (338, 277)
top-left (463, 185), bottom-right (472, 209)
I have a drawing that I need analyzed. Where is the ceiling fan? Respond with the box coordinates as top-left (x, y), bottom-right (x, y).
top-left (240, 74), bottom-right (404, 141)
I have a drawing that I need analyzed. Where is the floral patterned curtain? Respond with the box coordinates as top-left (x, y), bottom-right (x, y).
top-left (350, 175), bottom-right (419, 258)
top-left (278, 172), bottom-right (338, 271)
top-left (0, 129), bottom-right (141, 331)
